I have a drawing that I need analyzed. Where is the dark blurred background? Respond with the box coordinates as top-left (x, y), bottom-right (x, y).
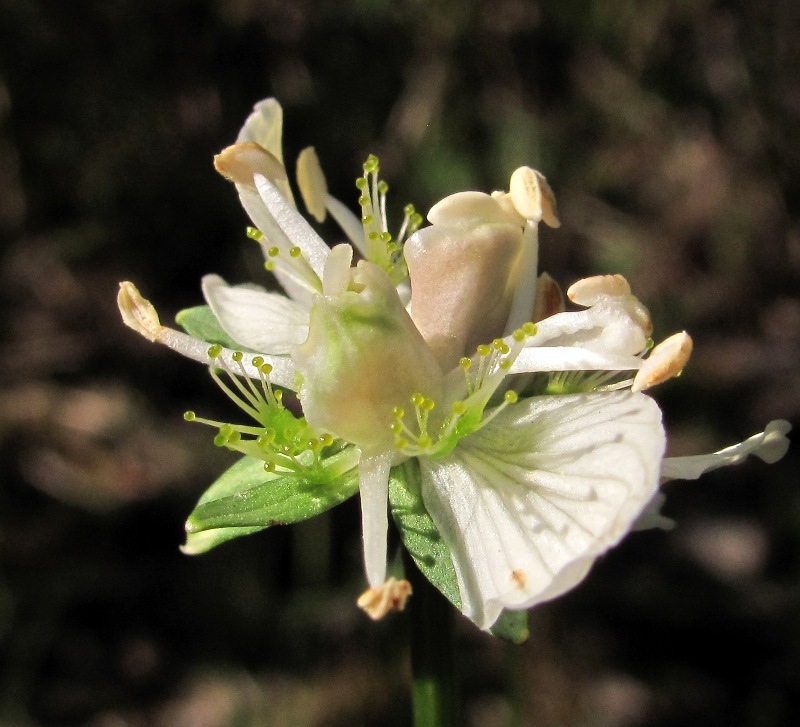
top-left (1, 1), bottom-right (798, 725)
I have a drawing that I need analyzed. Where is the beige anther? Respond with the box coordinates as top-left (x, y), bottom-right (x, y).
top-left (117, 282), bottom-right (164, 342)
top-left (508, 166), bottom-right (560, 227)
top-left (356, 577), bottom-right (413, 620)
top-left (632, 331), bottom-right (693, 392)
top-left (296, 146), bottom-right (328, 223)
top-left (213, 142), bottom-right (287, 187)
top-left (567, 274), bottom-right (632, 306)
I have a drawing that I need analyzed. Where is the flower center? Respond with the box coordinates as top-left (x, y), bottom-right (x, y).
top-left (388, 322), bottom-right (539, 458)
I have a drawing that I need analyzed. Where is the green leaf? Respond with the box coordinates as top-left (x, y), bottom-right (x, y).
top-left (175, 305), bottom-right (241, 349)
top-left (390, 460), bottom-right (530, 643)
top-left (183, 450), bottom-right (359, 554)
top-left (389, 460), bottom-right (462, 609)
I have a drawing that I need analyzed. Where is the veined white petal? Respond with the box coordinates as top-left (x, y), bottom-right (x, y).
top-left (509, 346), bottom-right (643, 375)
top-left (419, 391), bottom-right (665, 629)
top-left (325, 193), bottom-right (367, 256)
top-left (661, 420), bottom-right (791, 482)
top-left (254, 174), bottom-right (330, 279)
top-left (201, 274), bottom-right (310, 355)
top-left (359, 452), bottom-right (392, 588)
top-left (156, 327), bottom-right (297, 390)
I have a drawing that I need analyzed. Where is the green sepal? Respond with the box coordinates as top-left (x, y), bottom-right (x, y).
top-left (183, 450), bottom-right (359, 554)
top-left (389, 459), bottom-right (462, 608)
top-left (389, 459), bottom-right (530, 644)
top-left (489, 609), bottom-right (529, 644)
top-left (176, 305), bottom-right (241, 350)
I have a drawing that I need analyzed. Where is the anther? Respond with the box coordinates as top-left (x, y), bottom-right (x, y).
top-left (246, 227), bottom-right (263, 241)
top-left (207, 344), bottom-right (223, 359)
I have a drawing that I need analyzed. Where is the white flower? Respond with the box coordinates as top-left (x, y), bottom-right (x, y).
top-left (118, 99), bottom-right (791, 631)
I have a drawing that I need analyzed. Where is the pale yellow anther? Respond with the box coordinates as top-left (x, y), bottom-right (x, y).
top-left (356, 577), bottom-right (413, 620)
top-left (632, 331), bottom-right (693, 392)
top-left (213, 142), bottom-right (287, 187)
top-left (508, 166), bottom-right (560, 228)
top-left (567, 274), bottom-right (632, 306)
top-left (117, 282), bottom-right (164, 342)
top-left (296, 146), bottom-right (328, 223)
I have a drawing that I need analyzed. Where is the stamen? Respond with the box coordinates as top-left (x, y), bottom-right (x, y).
top-left (356, 154), bottom-right (414, 286)
top-left (260, 241), bottom-right (324, 295)
top-left (185, 349), bottom-right (338, 474)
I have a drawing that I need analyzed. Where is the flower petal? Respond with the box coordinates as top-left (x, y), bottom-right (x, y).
top-left (419, 391), bottom-right (665, 628)
top-left (201, 274), bottom-right (310, 355)
top-left (661, 420), bottom-right (791, 482)
top-left (509, 345), bottom-right (643, 375)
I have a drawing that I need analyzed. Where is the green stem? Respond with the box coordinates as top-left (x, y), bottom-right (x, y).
top-left (404, 550), bottom-right (458, 727)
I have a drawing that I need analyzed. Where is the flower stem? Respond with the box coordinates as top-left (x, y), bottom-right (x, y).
top-left (404, 550), bottom-right (458, 727)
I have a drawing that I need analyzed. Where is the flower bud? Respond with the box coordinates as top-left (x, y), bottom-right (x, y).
top-left (293, 261), bottom-right (443, 454)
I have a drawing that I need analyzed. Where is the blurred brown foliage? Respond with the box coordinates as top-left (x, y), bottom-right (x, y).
top-left (0, 1), bottom-right (798, 726)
